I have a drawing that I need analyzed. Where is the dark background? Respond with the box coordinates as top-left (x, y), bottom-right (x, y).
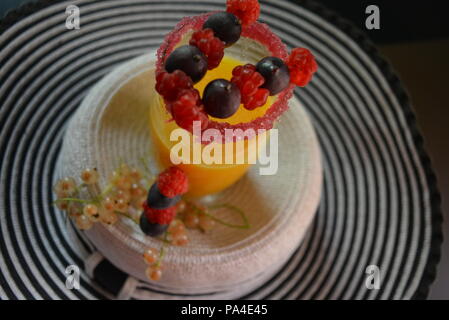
top-left (1, 0), bottom-right (448, 300)
top-left (316, 0), bottom-right (449, 43)
top-left (2, 0), bottom-right (449, 44)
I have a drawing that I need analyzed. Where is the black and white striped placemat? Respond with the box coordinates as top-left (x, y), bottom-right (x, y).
top-left (0, 0), bottom-right (442, 300)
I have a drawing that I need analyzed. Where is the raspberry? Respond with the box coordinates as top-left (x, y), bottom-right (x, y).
top-left (143, 201), bottom-right (176, 225)
top-left (157, 166), bottom-right (189, 198)
top-left (242, 88), bottom-right (269, 110)
top-left (155, 70), bottom-right (193, 102)
top-left (226, 0), bottom-right (260, 26)
top-left (189, 29), bottom-right (225, 70)
top-left (231, 64), bottom-right (268, 110)
top-left (286, 48), bottom-right (318, 87)
top-left (170, 89), bottom-right (209, 133)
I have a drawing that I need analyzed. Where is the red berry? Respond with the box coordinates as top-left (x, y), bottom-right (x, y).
top-left (155, 70), bottom-right (193, 101)
top-left (231, 64), bottom-right (268, 110)
top-left (242, 88), bottom-right (269, 110)
top-left (226, 0), bottom-right (260, 27)
top-left (189, 29), bottom-right (225, 70)
top-left (169, 89), bottom-right (209, 133)
top-left (157, 166), bottom-right (189, 198)
top-left (143, 201), bottom-right (176, 225)
top-left (286, 48), bottom-right (318, 87)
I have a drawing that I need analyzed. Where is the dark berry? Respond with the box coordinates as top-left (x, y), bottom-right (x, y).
top-left (139, 213), bottom-right (168, 237)
top-left (203, 79), bottom-right (241, 119)
top-left (203, 12), bottom-right (242, 46)
top-left (165, 45), bottom-right (208, 83)
top-left (256, 57), bottom-right (290, 95)
top-left (147, 183), bottom-right (180, 210)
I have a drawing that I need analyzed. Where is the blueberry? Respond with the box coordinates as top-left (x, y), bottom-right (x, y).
top-left (203, 12), bottom-right (242, 46)
top-left (256, 57), bottom-right (290, 95)
top-left (139, 214), bottom-right (168, 237)
top-left (165, 45), bottom-right (208, 83)
top-left (147, 183), bottom-right (180, 210)
top-left (203, 79), bottom-right (241, 119)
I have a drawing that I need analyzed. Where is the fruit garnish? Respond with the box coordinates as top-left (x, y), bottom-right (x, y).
top-left (169, 88), bottom-right (209, 132)
top-left (231, 63), bottom-right (269, 110)
top-left (164, 45), bottom-right (208, 83)
top-left (143, 245), bottom-right (166, 281)
top-left (130, 183), bottom-right (146, 198)
top-left (53, 177), bottom-right (77, 196)
top-left (143, 248), bottom-right (159, 264)
top-left (203, 12), bottom-right (241, 46)
top-left (157, 166), bottom-right (189, 198)
top-left (143, 201), bottom-right (177, 225)
top-left (53, 161), bottom-right (252, 281)
top-left (226, 0), bottom-right (260, 27)
top-left (80, 168), bottom-right (99, 184)
top-left (83, 204), bottom-right (99, 221)
top-left (256, 57), bottom-right (291, 95)
top-left (168, 219), bottom-right (186, 237)
top-left (75, 215), bottom-right (93, 230)
top-left (199, 214), bottom-right (216, 232)
top-left (184, 211), bottom-right (200, 229)
top-left (287, 47), bottom-right (318, 87)
top-left (203, 79), bottom-right (241, 118)
top-left (189, 28), bottom-right (225, 70)
top-left (140, 213), bottom-right (169, 236)
top-left (146, 265), bottom-right (163, 281)
top-left (100, 211), bottom-right (119, 225)
top-left (155, 12), bottom-right (295, 139)
top-left (147, 183), bottom-right (181, 210)
top-left (140, 166), bottom-right (188, 235)
top-left (242, 88), bottom-right (270, 111)
top-left (155, 70), bottom-right (193, 102)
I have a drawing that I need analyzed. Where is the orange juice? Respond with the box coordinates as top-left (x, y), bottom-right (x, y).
top-left (149, 56), bottom-right (273, 197)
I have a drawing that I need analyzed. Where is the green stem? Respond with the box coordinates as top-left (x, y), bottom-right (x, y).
top-left (73, 183), bottom-right (87, 194)
top-left (52, 198), bottom-right (93, 205)
top-left (155, 232), bottom-right (168, 268)
top-left (139, 157), bottom-right (155, 186)
top-left (186, 201), bottom-right (251, 229)
top-left (98, 182), bottom-right (115, 200)
top-left (114, 210), bottom-right (139, 225)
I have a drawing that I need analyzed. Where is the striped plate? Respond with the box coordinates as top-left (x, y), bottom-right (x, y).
top-left (0, 0), bottom-right (442, 299)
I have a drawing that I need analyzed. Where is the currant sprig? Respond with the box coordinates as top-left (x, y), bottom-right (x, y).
top-left (53, 159), bottom-right (252, 282)
top-left (183, 200), bottom-right (250, 230)
top-left (53, 164), bottom-right (147, 230)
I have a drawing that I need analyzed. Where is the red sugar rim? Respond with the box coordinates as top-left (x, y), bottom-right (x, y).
top-left (155, 13), bottom-right (295, 139)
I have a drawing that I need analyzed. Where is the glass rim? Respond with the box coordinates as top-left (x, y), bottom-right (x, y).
top-left (155, 12), bottom-right (295, 139)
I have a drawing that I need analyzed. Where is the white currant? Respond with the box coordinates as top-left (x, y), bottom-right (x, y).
top-left (80, 168), bottom-right (99, 184)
